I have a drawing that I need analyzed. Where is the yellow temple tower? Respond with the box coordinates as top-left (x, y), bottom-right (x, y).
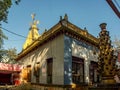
top-left (23, 14), bottom-right (40, 50)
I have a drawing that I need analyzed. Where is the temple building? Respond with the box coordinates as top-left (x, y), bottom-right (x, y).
top-left (16, 14), bottom-right (99, 85)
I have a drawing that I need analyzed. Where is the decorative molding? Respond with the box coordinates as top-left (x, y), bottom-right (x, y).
top-left (16, 20), bottom-right (98, 60)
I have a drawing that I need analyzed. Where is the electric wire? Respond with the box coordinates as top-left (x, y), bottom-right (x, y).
top-left (0, 27), bottom-right (27, 39)
top-left (0, 27), bottom-right (42, 42)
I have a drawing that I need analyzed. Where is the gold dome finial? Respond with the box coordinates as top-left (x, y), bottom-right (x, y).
top-left (30, 13), bottom-right (39, 28)
top-left (31, 13), bottom-right (36, 21)
top-left (99, 23), bottom-right (107, 30)
top-left (23, 14), bottom-right (40, 50)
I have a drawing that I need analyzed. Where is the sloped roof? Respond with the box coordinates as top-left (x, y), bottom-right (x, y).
top-left (16, 15), bottom-right (98, 60)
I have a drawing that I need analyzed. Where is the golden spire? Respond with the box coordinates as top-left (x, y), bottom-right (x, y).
top-left (30, 13), bottom-right (39, 29)
top-left (23, 13), bottom-right (40, 50)
top-left (31, 13), bottom-right (35, 21)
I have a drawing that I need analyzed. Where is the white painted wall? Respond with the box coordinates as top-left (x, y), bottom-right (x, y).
top-left (18, 34), bottom-right (64, 85)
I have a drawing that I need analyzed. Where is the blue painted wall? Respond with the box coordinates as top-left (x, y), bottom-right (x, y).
top-left (64, 35), bottom-right (72, 85)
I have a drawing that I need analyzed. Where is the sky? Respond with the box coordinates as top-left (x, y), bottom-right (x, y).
top-left (2, 0), bottom-right (120, 53)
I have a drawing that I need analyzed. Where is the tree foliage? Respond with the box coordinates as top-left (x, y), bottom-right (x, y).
top-left (0, 29), bottom-right (8, 48)
top-left (0, 0), bottom-right (20, 24)
top-left (0, 0), bottom-right (20, 62)
top-left (0, 0), bottom-right (12, 23)
top-left (113, 37), bottom-right (120, 49)
top-left (0, 0), bottom-right (20, 48)
top-left (1, 48), bottom-right (17, 64)
top-left (0, 49), bottom-right (6, 61)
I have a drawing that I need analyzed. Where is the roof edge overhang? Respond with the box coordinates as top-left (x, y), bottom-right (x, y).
top-left (16, 22), bottom-right (62, 60)
top-left (65, 21), bottom-right (99, 46)
top-left (16, 19), bottom-right (99, 60)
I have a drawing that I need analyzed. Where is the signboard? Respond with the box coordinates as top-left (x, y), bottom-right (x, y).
top-left (0, 63), bottom-right (22, 72)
